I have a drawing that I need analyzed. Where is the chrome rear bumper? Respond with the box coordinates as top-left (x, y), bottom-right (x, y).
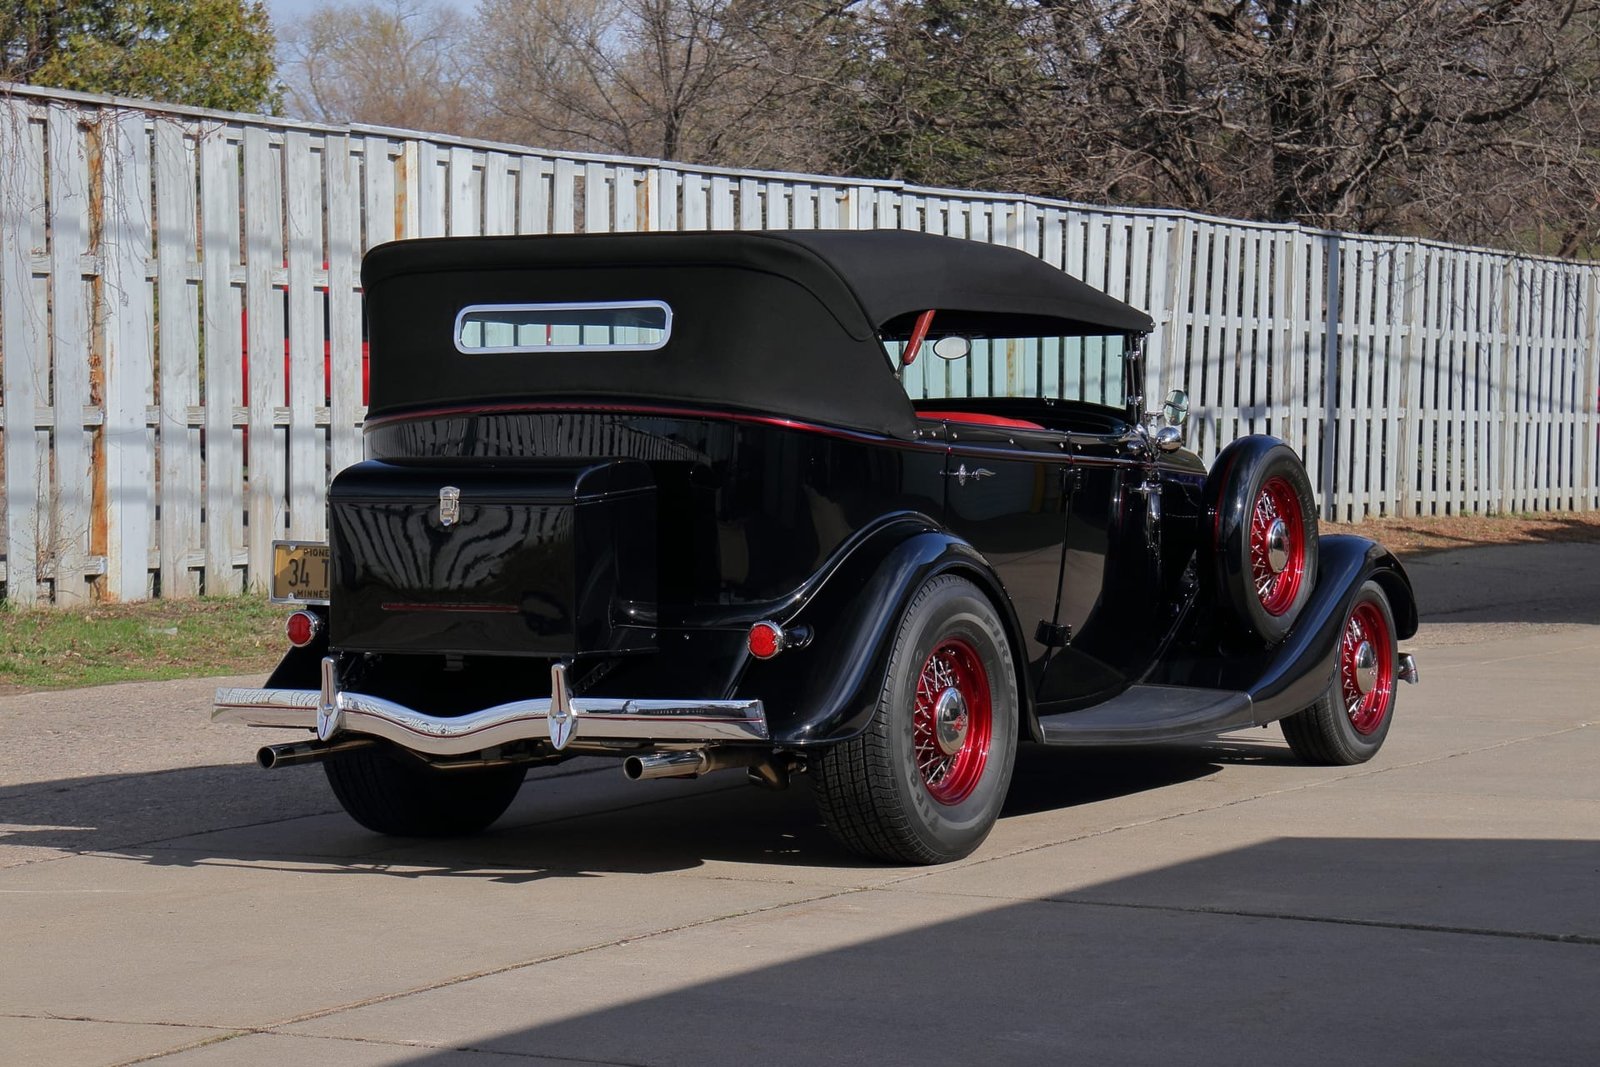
top-left (213, 657), bottom-right (768, 757)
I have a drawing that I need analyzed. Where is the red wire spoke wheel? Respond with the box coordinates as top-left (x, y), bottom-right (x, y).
top-left (1339, 600), bottom-right (1395, 736)
top-left (1202, 435), bottom-right (1319, 646)
top-left (811, 574), bottom-right (1018, 864)
top-left (1280, 580), bottom-right (1400, 765)
top-left (910, 637), bottom-right (993, 805)
top-left (1249, 475), bottom-right (1307, 617)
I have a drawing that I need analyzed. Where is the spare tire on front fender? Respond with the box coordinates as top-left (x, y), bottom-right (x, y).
top-left (1202, 435), bottom-right (1319, 646)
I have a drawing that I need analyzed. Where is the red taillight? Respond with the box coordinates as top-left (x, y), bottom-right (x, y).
top-left (747, 621), bottom-right (783, 660)
top-left (285, 610), bottom-right (321, 648)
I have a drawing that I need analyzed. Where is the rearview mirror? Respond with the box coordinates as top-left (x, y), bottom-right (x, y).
top-left (931, 335), bottom-right (971, 361)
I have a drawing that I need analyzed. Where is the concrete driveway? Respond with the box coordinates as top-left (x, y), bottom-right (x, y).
top-left (2, 541), bottom-right (1597, 1066)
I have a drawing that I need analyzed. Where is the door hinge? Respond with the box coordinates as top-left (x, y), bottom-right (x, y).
top-left (1035, 620), bottom-right (1071, 647)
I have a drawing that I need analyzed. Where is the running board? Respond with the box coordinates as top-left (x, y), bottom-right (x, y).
top-left (1037, 685), bottom-right (1254, 746)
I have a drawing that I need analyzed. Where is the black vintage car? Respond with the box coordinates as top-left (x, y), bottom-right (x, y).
top-left (215, 229), bottom-right (1419, 864)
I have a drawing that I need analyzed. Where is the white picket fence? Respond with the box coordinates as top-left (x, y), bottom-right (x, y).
top-left (1, 84), bottom-right (1597, 605)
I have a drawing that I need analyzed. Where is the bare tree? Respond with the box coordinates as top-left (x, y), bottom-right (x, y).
top-left (476, 0), bottom-right (861, 167)
top-left (1033, 0), bottom-right (1600, 253)
top-left (280, 0), bottom-right (486, 135)
top-left (272, 0), bottom-right (1600, 254)
top-left (810, 1), bottom-right (1600, 255)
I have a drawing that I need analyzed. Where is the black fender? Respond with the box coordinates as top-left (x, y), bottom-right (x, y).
top-left (1157, 535), bottom-right (1416, 722)
top-left (736, 517), bottom-right (1032, 747)
top-left (261, 607), bottom-right (330, 688)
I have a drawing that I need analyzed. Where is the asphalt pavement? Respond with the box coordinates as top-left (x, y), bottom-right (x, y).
top-left (1, 540), bottom-right (1597, 1065)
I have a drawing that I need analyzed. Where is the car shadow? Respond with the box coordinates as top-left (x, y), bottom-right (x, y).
top-left (1405, 540), bottom-right (1600, 627)
top-left (1003, 742), bottom-right (1224, 817)
top-left (1, 741), bottom-right (1232, 879)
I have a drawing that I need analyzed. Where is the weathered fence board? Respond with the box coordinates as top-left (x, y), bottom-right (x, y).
top-left (2, 83), bottom-right (1598, 603)
top-left (102, 109), bottom-right (154, 601)
top-left (0, 106), bottom-right (42, 603)
top-left (200, 123), bottom-right (243, 596)
top-left (47, 105), bottom-right (92, 605)
top-left (154, 118), bottom-right (201, 597)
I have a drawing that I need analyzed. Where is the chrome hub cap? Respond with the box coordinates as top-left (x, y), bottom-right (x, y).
top-left (934, 686), bottom-right (969, 756)
top-left (1353, 641), bottom-right (1378, 695)
top-left (1266, 518), bottom-right (1290, 574)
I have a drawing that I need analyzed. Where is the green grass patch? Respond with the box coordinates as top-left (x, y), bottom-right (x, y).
top-left (0, 597), bottom-right (286, 692)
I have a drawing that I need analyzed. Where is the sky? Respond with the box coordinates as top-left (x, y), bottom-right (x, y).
top-left (263, 0), bottom-right (316, 22)
top-left (265, 0), bottom-right (480, 25)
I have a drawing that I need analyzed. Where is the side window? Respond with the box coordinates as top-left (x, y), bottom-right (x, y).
top-left (897, 333), bottom-right (1128, 408)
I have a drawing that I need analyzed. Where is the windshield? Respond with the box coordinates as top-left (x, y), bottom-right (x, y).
top-left (894, 333), bottom-right (1128, 408)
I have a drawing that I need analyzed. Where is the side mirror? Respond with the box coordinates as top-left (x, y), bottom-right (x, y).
top-left (931, 335), bottom-right (971, 361)
top-left (1162, 389), bottom-right (1190, 428)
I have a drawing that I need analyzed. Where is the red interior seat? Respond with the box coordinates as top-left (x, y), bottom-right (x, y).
top-left (919, 410), bottom-right (1045, 431)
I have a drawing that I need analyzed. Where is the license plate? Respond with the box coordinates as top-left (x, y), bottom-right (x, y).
top-left (271, 541), bottom-right (330, 603)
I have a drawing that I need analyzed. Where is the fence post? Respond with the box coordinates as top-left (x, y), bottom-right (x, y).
top-left (1156, 217), bottom-right (1191, 411)
top-left (100, 110), bottom-right (155, 601)
top-left (0, 100), bottom-right (42, 604)
top-left (199, 123), bottom-right (242, 596)
top-left (1320, 234), bottom-right (1342, 520)
top-left (242, 124), bottom-right (283, 591)
top-left (1398, 244), bottom-right (1425, 517)
top-left (1498, 261), bottom-right (1517, 514)
top-left (1585, 267), bottom-right (1600, 509)
top-left (48, 105), bottom-right (93, 605)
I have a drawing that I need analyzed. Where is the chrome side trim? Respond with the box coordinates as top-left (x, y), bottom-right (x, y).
top-left (214, 681), bottom-right (769, 756)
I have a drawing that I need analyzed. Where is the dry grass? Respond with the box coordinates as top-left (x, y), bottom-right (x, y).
top-left (1325, 510), bottom-right (1600, 557)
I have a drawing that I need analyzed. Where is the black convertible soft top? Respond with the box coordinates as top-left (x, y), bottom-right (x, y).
top-left (769, 229), bottom-right (1153, 336)
top-left (362, 230), bottom-right (1152, 433)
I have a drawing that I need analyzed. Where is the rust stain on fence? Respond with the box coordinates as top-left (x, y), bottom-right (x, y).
top-left (85, 113), bottom-right (109, 602)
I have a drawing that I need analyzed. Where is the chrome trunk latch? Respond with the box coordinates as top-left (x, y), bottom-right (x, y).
top-left (438, 485), bottom-right (461, 527)
top-left (548, 662), bottom-right (577, 749)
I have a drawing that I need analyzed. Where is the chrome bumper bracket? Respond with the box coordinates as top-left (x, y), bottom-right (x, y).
top-left (316, 655), bottom-right (342, 741)
top-left (549, 661), bottom-right (576, 750)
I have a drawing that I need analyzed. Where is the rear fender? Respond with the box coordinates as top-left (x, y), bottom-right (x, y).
top-left (738, 519), bottom-right (1032, 746)
top-left (262, 608), bottom-right (329, 688)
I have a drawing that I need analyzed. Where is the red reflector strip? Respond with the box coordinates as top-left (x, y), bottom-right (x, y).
top-left (379, 602), bottom-right (521, 614)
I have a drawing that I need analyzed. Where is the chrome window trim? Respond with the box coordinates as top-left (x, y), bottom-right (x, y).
top-left (453, 300), bottom-right (673, 354)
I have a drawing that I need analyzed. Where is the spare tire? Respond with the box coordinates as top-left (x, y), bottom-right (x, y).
top-left (1202, 435), bottom-right (1319, 646)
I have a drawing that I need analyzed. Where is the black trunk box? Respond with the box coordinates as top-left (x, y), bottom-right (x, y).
top-left (328, 459), bottom-right (656, 657)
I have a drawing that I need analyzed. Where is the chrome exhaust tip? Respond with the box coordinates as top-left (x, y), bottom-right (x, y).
top-left (623, 749), bottom-right (770, 782)
top-left (624, 751), bottom-right (711, 780)
top-left (256, 738), bottom-right (376, 770)
top-left (1398, 652), bottom-right (1420, 685)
